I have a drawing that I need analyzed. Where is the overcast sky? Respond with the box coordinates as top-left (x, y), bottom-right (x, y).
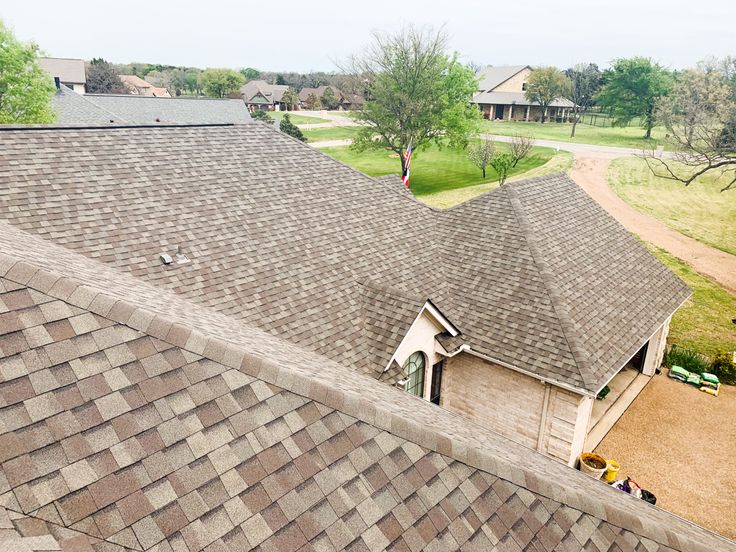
top-left (3, 1), bottom-right (734, 72)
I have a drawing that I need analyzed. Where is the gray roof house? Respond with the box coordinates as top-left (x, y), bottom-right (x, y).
top-left (51, 85), bottom-right (252, 124)
top-left (240, 80), bottom-right (290, 111)
top-left (473, 65), bottom-right (574, 122)
top-left (0, 123), bottom-right (723, 552)
top-left (38, 57), bottom-right (87, 93)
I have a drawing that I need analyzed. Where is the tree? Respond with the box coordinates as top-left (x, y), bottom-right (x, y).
top-left (564, 63), bottom-right (602, 137)
top-left (644, 61), bottom-right (736, 191)
top-left (322, 86), bottom-right (339, 110)
top-left (250, 110), bottom-right (273, 122)
top-left (275, 74), bottom-right (286, 85)
top-left (240, 67), bottom-right (260, 81)
top-left (282, 87), bottom-right (299, 111)
top-left (489, 152), bottom-right (514, 185)
top-left (280, 113), bottom-right (306, 141)
top-left (0, 20), bottom-right (56, 123)
top-left (524, 67), bottom-right (568, 123)
top-left (596, 57), bottom-right (673, 139)
top-left (509, 134), bottom-right (534, 167)
top-left (343, 26), bottom-right (480, 175)
top-left (87, 58), bottom-right (125, 94)
top-left (467, 139), bottom-right (495, 178)
top-left (200, 68), bottom-right (244, 98)
top-left (184, 70), bottom-right (201, 95)
top-left (305, 93), bottom-right (321, 110)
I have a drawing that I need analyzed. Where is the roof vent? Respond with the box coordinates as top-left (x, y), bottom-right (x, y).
top-left (175, 245), bottom-right (191, 265)
top-left (159, 253), bottom-right (173, 265)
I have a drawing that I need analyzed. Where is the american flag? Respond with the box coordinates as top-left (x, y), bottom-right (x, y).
top-left (401, 139), bottom-right (413, 188)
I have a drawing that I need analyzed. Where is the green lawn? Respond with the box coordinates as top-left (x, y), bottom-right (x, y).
top-left (303, 126), bottom-right (360, 142)
top-left (648, 245), bottom-right (736, 357)
top-left (481, 120), bottom-right (667, 150)
top-left (320, 142), bottom-right (556, 196)
top-left (268, 112), bottom-right (329, 125)
top-left (421, 151), bottom-right (573, 208)
top-left (609, 157), bottom-right (736, 256)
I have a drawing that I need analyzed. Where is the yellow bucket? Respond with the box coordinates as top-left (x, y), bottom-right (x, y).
top-left (604, 460), bottom-right (620, 482)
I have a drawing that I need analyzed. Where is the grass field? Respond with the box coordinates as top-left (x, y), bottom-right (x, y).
top-left (649, 246), bottom-right (736, 357)
top-left (268, 112), bottom-right (329, 125)
top-left (421, 151), bottom-right (573, 208)
top-left (320, 142), bottom-right (556, 196)
top-left (303, 126), bottom-right (360, 142)
top-left (481, 120), bottom-right (667, 150)
top-left (609, 158), bottom-right (736, 256)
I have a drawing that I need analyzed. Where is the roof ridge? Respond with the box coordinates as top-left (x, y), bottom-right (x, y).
top-left (1, 244), bottom-right (725, 551)
top-left (505, 183), bottom-right (597, 391)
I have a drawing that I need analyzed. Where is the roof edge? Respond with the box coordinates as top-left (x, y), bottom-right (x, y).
top-left (0, 250), bottom-right (726, 552)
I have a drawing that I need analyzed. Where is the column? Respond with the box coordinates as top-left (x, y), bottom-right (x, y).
top-left (525, 105), bottom-right (530, 121)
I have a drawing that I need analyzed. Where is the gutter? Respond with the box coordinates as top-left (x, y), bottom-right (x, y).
top-left (455, 345), bottom-right (596, 398)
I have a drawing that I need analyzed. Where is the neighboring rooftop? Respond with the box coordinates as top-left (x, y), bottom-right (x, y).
top-left (50, 88), bottom-right (252, 124)
top-left (0, 124), bottom-right (687, 396)
top-left (38, 57), bottom-right (86, 85)
top-left (476, 65), bottom-right (530, 92)
top-left (473, 65), bottom-right (575, 108)
top-left (241, 80), bottom-right (290, 104)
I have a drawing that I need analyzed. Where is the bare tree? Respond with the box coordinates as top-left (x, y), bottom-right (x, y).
top-left (509, 134), bottom-right (535, 167)
top-left (644, 61), bottom-right (736, 191)
top-left (467, 139), bottom-right (495, 178)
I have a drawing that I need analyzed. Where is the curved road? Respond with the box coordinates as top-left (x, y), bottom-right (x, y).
top-left (306, 128), bottom-right (736, 292)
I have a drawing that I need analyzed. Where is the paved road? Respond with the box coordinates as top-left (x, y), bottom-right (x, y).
top-left (306, 131), bottom-right (736, 291)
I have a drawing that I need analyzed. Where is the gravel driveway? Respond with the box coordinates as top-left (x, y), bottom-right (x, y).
top-left (595, 371), bottom-right (736, 540)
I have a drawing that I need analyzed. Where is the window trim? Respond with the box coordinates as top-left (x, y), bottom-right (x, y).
top-left (403, 351), bottom-right (426, 398)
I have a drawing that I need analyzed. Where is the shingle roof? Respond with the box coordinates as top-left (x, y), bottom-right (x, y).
top-left (51, 86), bottom-right (120, 124)
top-left (0, 124), bottom-right (688, 394)
top-left (241, 80), bottom-right (290, 104)
top-left (38, 57), bottom-right (86, 85)
top-left (472, 90), bottom-right (575, 108)
top-left (0, 236), bottom-right (731, 551)
top-left (476, 65), bottom-right (529, 92)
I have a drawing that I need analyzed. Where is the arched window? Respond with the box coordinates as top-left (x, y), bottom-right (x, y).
top-left (403, 352), bottom-right (426, 397)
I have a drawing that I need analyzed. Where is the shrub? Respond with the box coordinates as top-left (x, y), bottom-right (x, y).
top-left (279, 114), bottom-right (306, 142)
top-left (663, 345), bottom-right (710, 375)
top-left (710, 352), bottom-right (736, 384)
top-left (250, 110), bottom-right (272, 122)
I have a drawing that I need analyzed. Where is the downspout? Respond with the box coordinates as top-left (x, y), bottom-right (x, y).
top-left (537, 383), bottom-right (552, 453)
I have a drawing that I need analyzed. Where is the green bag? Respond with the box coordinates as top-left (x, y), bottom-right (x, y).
top-left (686, 373), bottom-right (702, 386)
top-left (670, 366), bottom-right (690, 379)
top-left (702, 372), bottom-right (719, 384)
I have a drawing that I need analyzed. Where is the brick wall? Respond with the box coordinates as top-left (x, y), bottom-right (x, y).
top-left (442, 353), bottom-right (584, 464)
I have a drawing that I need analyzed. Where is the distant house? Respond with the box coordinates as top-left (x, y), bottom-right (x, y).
top-left (38, 57), bottom-right (86, 93)
top-left (51, 84), bottom-right (251, 124)
top-left (473, 65), bottom-right (574, 122)
top-left (298, 85), bottom-right (365, 110)
top-left (119, 74), bottom-right (171, 97)
top-left (240, 79), bottom-right (290, 111)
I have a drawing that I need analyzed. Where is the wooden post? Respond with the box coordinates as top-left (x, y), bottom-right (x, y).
top-left (508, 105), bottom-right (513, 121)
top-left (525, 105), bottom-right (530, 121)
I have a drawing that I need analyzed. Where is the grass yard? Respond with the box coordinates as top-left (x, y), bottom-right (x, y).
top-left (610, 157), bottom-right (736, 256)
top-left (320, 142), bottom-right (556, 197)
top-left (267, 112), bottom-right (329, 125)
top-left (649, 245), bottom-right (736, 357)
top-left (303, 126), bottom-right (360, 142)
top-left (481, 119), bottom-right (667, 150)
top-left (421, 151), bottom-right (574, 209)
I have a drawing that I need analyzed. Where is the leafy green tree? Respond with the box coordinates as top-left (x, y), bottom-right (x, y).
top-left (275, 74), bottom-right (286, 85)
top-left (279, 113), bottom-right (306, 141)
top-left (305, 93), bottom-right (321, 110)
top-left (282, 87), bottom-right (299, 110)
top-left (344, 26), bottom-right (480, 175)
top-left (86, 58), bottom-right (125, 94)
top-left (322, 86), bottom-right (339, 110)
top-left (524, 67), bottom-right (568, 123)
top-left (0, 20), bottom-right (56, 123)
top-left (184, 70), bottom-right (201, 95)
top-left (200, 68), bottom-right (245, 98)
top-left (240, 67), bottom-right (260, 80)
top-left (489, 152), bottom-right (514, 184)
top-left (596, 57), bottom-right (673, 139)
top-left (563, 63), bottom-right (602, 137)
